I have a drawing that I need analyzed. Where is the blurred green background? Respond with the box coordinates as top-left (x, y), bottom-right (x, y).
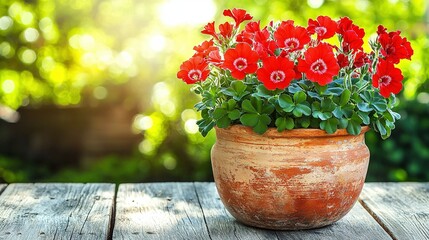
top-left (0, 0), bottom-right (428, 183)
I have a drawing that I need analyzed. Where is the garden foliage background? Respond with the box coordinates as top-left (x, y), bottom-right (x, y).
top-left (0, 0), bottom-right (428, 183)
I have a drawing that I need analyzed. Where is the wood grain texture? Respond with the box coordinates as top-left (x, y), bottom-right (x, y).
top-left (195, 182), bottom-right (391, 240)
top-left (113, 183), bottom-right (210, 240)
top-left (360, 182), bottom-right (429, 240)
top-left (0, 184), bottom-right (6, 195)
top-left (0, 183), bottom-right (115, 240)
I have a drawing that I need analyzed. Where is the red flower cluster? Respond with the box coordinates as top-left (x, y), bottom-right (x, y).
top-left (177, 8), bottom-right (413, 98)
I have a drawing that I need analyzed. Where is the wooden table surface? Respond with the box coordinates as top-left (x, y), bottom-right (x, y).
top-left (0, 182), bottom-right (428, 240)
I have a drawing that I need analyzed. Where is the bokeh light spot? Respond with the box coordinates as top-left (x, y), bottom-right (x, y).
top-left (0, 42), bottom-right (14, 58)
top-left (307, 0), bottom-right (324, 8)
top-left (23, 28), bottom-right (39, 42)
top-left (93, 86), bottom-right (108, 100)
top-left (2, 79), bottom-right (16, 94)
top-left (184, 119), bottom-right (199, 134)
top-left (21, 11), bottom-right (34, 25)
top-left (0, 16), bottom-right (13, 31)
top-left (19, 48), bottom-right (37, 64)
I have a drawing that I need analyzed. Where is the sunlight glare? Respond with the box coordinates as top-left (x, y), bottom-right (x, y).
top-left (307, 0), bottom-right (324, 9)
top-left (159, 0), bottom-right (216, 26)
top-left (148, 34), bottom-right (166, 52)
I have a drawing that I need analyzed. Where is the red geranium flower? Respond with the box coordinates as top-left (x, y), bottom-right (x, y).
top-left (372, 59), bottom-right (403, 98)
top-left (274, 22), bottom-right (311, 52)
top-left (193, 40), bottom-right (217, 59)
top-left (245, 21), bottom-right (261, 33)
top-left (378, 27), bottom-right (413, 64)
top-left (307, 16), bottom-right (337, 40)
top-left (236, 31), bottom-right (253, 44)
top-left (353, 51), bottom-right (369, 68)
top-left (219, 22), bottom-right (234, 39)
top-left (177, 56), bottom-right (210, 84)
top-left (223, 8), bottom-right (253, 26)
top-left (337, 53), bottom-right (350, 68)
top-left (201, 21), bottom-right (218, 39)
top-left (337, 17), bottom-right (365, 38)
top-left (223, 43), bottom-right (259, 80)
top-left (337, 17), bottom-right (365, 52)
top-left (297, 44), bottom-right (340, 85)
top-left (257, 56), bottom-right (295, 90)
top-left (208, 49), bottom-right (222, 66)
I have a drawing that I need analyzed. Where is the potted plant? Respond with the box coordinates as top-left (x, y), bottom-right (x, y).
top-left (177, 8), bottom-right (413, 230)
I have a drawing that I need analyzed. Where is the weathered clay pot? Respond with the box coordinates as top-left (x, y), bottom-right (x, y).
top-left (211, 125), bottom-right (370, 230)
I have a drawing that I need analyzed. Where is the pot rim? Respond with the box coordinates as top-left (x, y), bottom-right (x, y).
top-left (215, 125), bottom-right (370, 138)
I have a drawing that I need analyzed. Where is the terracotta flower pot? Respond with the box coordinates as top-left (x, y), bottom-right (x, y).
top-left (211, 125), bottom-right (370, 230)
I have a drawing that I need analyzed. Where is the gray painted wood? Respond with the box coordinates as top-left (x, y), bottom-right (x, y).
top-left (0, 183), bottom-right (115, 240)
top-left (0, 184), bottom-right (6, 194)
top-left (361, 182), bottom-right (429, 240)
top-left (194, 182), bottom-right (280, 239)
top-left (113, 182), bottom-right (210, 240)
top-left (195, 182), bottom-right (391, 240)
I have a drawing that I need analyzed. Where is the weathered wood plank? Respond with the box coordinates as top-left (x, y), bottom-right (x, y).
top-left (360, 182), bottom-right (429, 240)
top-left (0, 183), bottom-right (115, 240)
top-left (113, 183), bottom-right (210, 240)
top-left (0, 184), bottom-right (6, 195)
top-left (195, 182), bottom-right (391, 240)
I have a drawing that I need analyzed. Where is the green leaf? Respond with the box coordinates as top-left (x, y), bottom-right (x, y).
top-left (254, 84), bottom-right (274, 98)
top-left (278, 94), bottom-right (295, 112)
top-left (212, 108), bottom-right (227, 120)
top-left (333, 107), bottom-right (343, 118)
top-left (345, 113), bottom-right (363, 135)
top-left (324, 87), bottom-right (343, 96)
top-left (372, 100), bottom-right (387, 112)
top-left (226, 99), bottom-right (237, 110)
top-left (253, 121), bottom-right (268, 134)
top-left (242, 100), bottom-right (258, 113)
top-left (320, 118), bottom-right (339, 134)
top-left (357, 102), bottom-right (373, 112)
top-left (357, 111), bottom-right (370, 125)
top-left (275, 117), bottom-right (294, 131)
top-left (339, 89), bottom-right (351, 106)
top-left (307, 91), bottom-right (322, 100)
top-left (300, 117), bottom-right (311, 128)
top-left (339, 118), bottom-right (348, 128)
top-left (231, 81), bottom-right (247, 95)
top-left (321, 98), bottom-right (335, 111)
top-left (262, 104), bottom-right (275, 115)
top-left (197, 119), bottom-right (215, 137)
top-left (293, 91), bottom-right (307, 104)
top-left (194, 102), bottom-right (206, 111)
top-left (293, 103), bottom-right (311, 117)
top-left (383, 111), bottom-right (394, 122)
top-left (375, 120), bottom-right (387, 136)
top-left (240, 113), bottom-right (259, 127)
top-left (228, 109), bottom-right (241, 120)
top-left (216, 116), bottom-right (231, 128)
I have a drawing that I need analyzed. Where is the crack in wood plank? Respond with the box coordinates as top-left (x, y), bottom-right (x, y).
top-left (359, 199), bottom-right (396, 240)
top-left (193, 182), bottom-right (213, 240)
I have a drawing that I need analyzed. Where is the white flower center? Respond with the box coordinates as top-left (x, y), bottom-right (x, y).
top-left (379, 75), bottom-right (392, 86)
top-left (284, 38), bottom-right (300, 49)
top-left (270, 70), bottom-right (286, 83)
top-left (233, 58), bottom-right (248, 70)
top-left (315, 26), bottom-right (327, 36)
top-left (310, 59), bottom-right (327, 74)
top-left (188, 69), bottom-right (202, 80)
